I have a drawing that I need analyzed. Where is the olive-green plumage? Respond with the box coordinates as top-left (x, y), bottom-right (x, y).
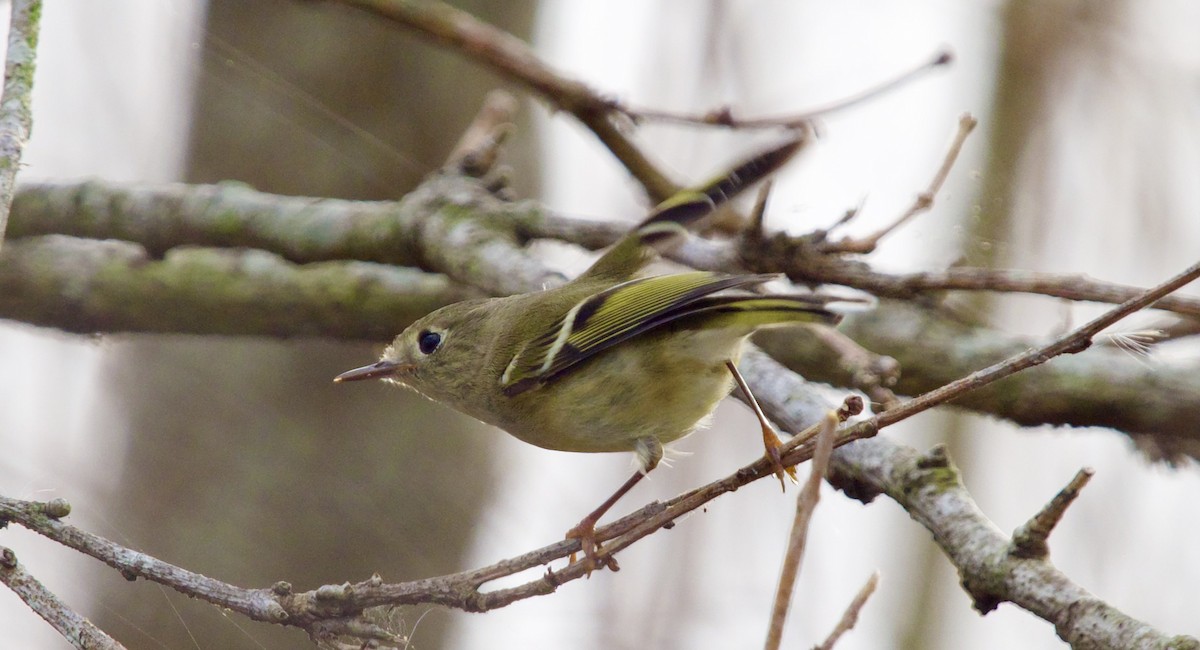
top-left (337, 135), bottom-right (833, 470)
top-left (337, 135), bottom-right (835, 561)
top-left (364, 270), bottom-right (834, 466)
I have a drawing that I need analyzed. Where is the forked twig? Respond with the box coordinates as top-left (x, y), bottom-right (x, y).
top-left (821, 112), bottom-right (977, 253)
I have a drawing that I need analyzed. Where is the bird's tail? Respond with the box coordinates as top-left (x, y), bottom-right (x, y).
top-left (581, 128), bottom-right (812, 283)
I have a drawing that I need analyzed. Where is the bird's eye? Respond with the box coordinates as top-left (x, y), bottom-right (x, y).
top-left (417, 330), bottom-right (442, 355)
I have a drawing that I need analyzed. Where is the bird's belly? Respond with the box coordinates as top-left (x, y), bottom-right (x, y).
top-left (500, 335), bottom-right (741, 454)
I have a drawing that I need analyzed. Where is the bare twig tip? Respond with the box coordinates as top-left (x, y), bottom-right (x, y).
top-left (815, 571), bottom-right (881, 650)
top-left (1011, 467), bottom-right (1095, 559)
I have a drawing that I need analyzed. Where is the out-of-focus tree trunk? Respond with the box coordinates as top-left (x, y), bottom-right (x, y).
top-left (91, 2), bottom-right (535, 648)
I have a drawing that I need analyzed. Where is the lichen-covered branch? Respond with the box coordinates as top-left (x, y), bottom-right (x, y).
top-left (6, 178), bottom-right (1200, 453)
top-left (13, 180), bottom-right (1200, 316)
top-left (826, 439), bottom-right (1199, 650)
top-left (0, 0), bottom-right (41, 247)
top-left (8, 176), bottom-right (558, 297)
top-left (0, 235), bottom-right (476, 339)
top-left (757, 299), bottom-right (1200, 462)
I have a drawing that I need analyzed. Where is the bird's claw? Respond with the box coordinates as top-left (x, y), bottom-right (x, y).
top-left (763, 428), bottom-right (798, 492)
top-left (566, 522), bottom-right (619, 575)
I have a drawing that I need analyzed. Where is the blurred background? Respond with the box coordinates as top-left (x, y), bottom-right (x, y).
top-left (2, 1), bottom-right (1198, 648)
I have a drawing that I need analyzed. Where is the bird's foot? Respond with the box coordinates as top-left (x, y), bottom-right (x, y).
top-left (763, 426), bottom-right (798, 492)
top-left (566, 520), bottom-right (619, 575)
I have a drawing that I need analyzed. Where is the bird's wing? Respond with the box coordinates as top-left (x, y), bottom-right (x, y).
top-left (500, 272), bottom-right (775, 396)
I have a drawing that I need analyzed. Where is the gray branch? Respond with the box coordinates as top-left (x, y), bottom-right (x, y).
top-left (0, 234), bottom-right (477, 339)
top-left (0, 0), bottom-right (41, 247)
top-left (757, 300), bottom-right (1200, 462)
top-left (5, 179), bottom-right (1199, 455)
top-left (0, 544), bottom-right (124, 650)
top-left (826, 439), bottom-right (1199, 650)
top-left (9, 176), bottom-right (560, 296)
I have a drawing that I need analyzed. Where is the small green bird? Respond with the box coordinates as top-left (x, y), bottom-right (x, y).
top-left (336, 135), bottom-right (840, 567)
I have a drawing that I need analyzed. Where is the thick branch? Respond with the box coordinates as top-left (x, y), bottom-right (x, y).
top-left (826, 439), bottom-right (1198, 650)
top-left (6, 180), bottom-right (1200, 451)
top-left (0, 0), bottom-right (41, 247)
top-left (0, 235), bottom-right (476, 339)
top-left (8, 176), bottom-right (559, 296)
top-left (14, 180), bottom-right (1200, 315)
top-left (758, 300), bottom-right (1200, 461)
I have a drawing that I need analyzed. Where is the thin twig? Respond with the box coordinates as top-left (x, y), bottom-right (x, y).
top-left (765, 412), bottom-right (838, 650)
top-left (869, 259), bottom-right (1200, 429)
top-left (510, 204), bottom-right (1200, 318)
top-left (1010, 468), bottom-right (1095, 559)
top-left (774, 257), bottom-right (1200, 457)
top-left (332, 0), bottom-right (681, 201)
top-left (814, 572), bottom-right (880, 650)
top-left (747, 180), bottom-right (773, 237)
top-left (822, 113), bottom-right (977, 253)
top-left (0, 545), bottom-right (126, 650)
top-left (443, 88), bottom-right (518, 177)
top-left (0, 0), bottom-right (42, 249)
top-left (804, 326), bottom-right (901, 410)
top-left (622, 49), bottom-right (953, 128)
top-left (764, 256), bottom-right (1200, 318)
top-left (0, 497), bottom-right (290, 622)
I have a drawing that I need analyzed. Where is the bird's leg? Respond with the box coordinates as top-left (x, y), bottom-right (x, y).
top-left (566, 437), bottom-right (662, 573)
top-left (726, 360), bottom-right (796, 491)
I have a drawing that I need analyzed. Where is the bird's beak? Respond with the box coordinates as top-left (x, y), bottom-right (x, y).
top-left (333, 360), bottom-right (410, 383)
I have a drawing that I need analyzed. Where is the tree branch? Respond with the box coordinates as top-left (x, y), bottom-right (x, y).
top-left (0, 544), bottom-right (124, 650)
top-left (6, 178), bottom-right (1200, 453)
top-left (815, 572), bottom-right (879, 650)
top-left (0, 234), bottom-right (477, 339)
top-left (758, 299), bottom-right (1200, 461)
top-left (766, 412), bottom-right (838, 650)
top-left (13, 180), bottom-right (1200, 316)
top-left (6, 251), bottom-right (1195, 646)
top-left (0, 0), bottom-right (41, 248)
top-left (826, 439), bottom-right (1198, 650)
top-left (327, 0), bottom-right (681, 202)
top-left (617, 50), bottom-right (953, 129)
